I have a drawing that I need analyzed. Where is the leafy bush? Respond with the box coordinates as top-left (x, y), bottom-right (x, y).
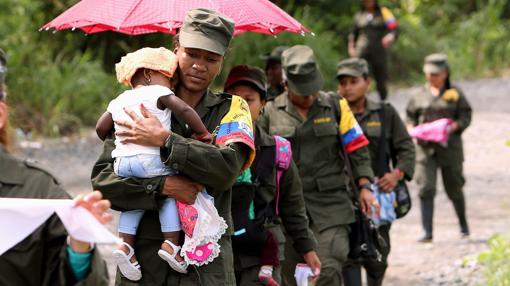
top-left (478, 234), bottom-right (510, 285)
top-left (0, 0), bottom-right (123, 136)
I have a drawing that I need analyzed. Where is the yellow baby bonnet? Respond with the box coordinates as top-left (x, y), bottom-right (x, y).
top-left (115, 47), bottom-right (178, 86)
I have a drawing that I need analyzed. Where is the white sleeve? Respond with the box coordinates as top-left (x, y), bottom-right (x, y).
top-left (106, 98), bottom-right (117, 114)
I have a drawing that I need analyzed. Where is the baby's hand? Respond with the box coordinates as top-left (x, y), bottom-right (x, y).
top-left (191, 132), bottom-right (213, 144)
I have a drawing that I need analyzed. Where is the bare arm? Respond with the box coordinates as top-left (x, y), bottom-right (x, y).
top-left (95, 112), bottom-right (114, 141)
top-left (159, 95), bottom-right (209, 136)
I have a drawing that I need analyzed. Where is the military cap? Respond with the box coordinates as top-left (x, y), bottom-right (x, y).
top-left (179, 8), bottom-right (235, 56)
top-left (224, 65), bottom-right (267, 99)
top-left (281, 45), bottom-right (323, 96)
top-left (260, 46), bottom-right (289, 62)
top-left (336, 58), bottom-right (369, 78)
top-left (423, 53), bottom-right (449, 74)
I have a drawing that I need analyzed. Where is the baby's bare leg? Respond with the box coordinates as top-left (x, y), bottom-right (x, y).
top-left (161, 231), bottom-right (184, 262)
top-left (119, 233), bottom-right (138, 263)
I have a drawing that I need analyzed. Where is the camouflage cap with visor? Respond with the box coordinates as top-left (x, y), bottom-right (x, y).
top-left (282, 45), bottom-right (324, 96)
top-left (336, 58), bottom-right (369, 79)
top-left (423, 53), bottom-right (449, 74)
top-left (224, 65), bottom-right (267, 99)
top-left (179, 8), bottom-right (235, 56)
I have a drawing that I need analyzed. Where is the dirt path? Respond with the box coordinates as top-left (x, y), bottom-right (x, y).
top-left (14, 77), bottom-right (510, 285)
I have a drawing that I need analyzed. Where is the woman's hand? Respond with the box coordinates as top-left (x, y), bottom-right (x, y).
top-left (70, 191), bottom-right (112, 253)
top-left (359, 188), bottom-right (379, 217)
top-left (381, 33), bottom-right (395, 49)
top-left (303, 250), bottom-right (321, 283)
top-left (377, 171), bottom-right (400, 193)
top-left (115, 104), bottom-right (171, 147)
top-left (162, 176), bottom-right (204, 204)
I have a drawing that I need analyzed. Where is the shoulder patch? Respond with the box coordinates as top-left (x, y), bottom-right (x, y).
top-left (23, 159), bottom-right (61, 185)
top-left (442, 89), bottom-right (460, 102)
top-left (381, 7), bottom-right (398, 30)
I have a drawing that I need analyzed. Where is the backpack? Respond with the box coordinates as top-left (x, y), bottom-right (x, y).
top-left (231, 135), bottom-right (292, 251)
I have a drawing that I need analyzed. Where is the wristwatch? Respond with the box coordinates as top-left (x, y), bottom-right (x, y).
top-left (359, 183), bottom-right (373, 193)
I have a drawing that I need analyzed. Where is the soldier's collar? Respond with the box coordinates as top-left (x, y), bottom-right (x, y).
top-left (203, 89), bottom-right (230, 107)
top-left (274, 91), bottom-right (289, 108)
top-left (366, 98), bottom-right (382, 111)
top-left (0, 146), bottom-right (25, 185)
top-left (316, 91), bottom-right (332, 108)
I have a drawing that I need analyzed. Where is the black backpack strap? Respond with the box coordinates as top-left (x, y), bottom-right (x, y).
top-left (375, 104), bottom-right (391, 177)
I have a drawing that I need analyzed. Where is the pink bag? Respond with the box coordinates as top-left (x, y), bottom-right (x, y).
top-left (409, 118), bottom-right (453, 143)
top-left (177, 192), bottom-right (227, 266)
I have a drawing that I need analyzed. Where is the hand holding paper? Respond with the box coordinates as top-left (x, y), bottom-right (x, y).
top-left (0, 192), bottom-right (120, 256)
top-left (409, 118), bottom-right (453, 143)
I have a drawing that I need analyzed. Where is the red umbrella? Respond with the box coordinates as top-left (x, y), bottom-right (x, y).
top-left (41, 0), bottom-right (309, 36)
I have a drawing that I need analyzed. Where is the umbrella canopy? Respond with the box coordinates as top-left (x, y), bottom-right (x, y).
top-left (41, 0), bottom-right (309, 36)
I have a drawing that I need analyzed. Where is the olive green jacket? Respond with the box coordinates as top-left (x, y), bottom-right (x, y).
top-left (353, 99), bottom-right (415, 179)
top-left (406, 86), bottom-right (472, 166)
top-left (0, 146), bottom-right (108, 286)
top-left (258, 91), bottom-right (374, 231)
top-left (91, 91), bottom-right (250, 286)
top-left (233, 124), bottom-right (316, 269)
top-left (350, 7), bottom-right (399, 55)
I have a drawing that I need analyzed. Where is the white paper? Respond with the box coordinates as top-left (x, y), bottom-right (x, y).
top-left (0, 198), bottom-right (120, 255)
top-left (295, 263), bottom-right (315, 286)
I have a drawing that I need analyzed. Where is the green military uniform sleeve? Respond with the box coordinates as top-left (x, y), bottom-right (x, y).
top-left (278, 160), bottom-right (316, 254)
top-left (405, 96), bottom-right (419, 126)
top-left (349, 144), bottom-right (374, 181)
top-left (387, 104), bottom-right (416, 180)
top-left (91, 138), bottom-right (166, 212)
top-left (453, 89), bottom-right (472, 134)
top-left (161, 132), bottom-right (250, 196)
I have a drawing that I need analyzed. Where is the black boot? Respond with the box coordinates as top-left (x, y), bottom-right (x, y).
top-left (452, 196), bottom-right (470, 237)
top-left (419, 198), bottom-right (434, 242)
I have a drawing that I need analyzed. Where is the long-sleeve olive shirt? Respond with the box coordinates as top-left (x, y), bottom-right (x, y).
top-left (0, 146), bottom-right (108, 286)
top-left (406, 85), bottom-right (472, 166)
top-left (91, 91), bottom-right (251, 286)
top-left (258, 92), bottom-right (374, 231)
top-left (233, 124), bottom-right (316, 270)
top-left (354, 99), bottom-right (415, 179)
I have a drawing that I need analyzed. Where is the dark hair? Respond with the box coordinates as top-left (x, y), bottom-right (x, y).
top-left (227, 81), bottom-right (266, 101)
top-left (337, 74), bottom-right (369, 81)
top-left (130, 68), bottom-right (147, 86)
top-left (361, 0), bottom-right (380, 11)
top-left (442, 68), bottom-right (451, 91)
top-left (172, 32), bottom-right (180, 49)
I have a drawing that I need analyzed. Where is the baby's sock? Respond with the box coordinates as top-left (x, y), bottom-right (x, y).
top-left (259, 265), bottom-right (279, 286)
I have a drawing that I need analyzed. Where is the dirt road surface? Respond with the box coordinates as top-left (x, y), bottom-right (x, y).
top-left (15, 77), bottom-right (510, 285)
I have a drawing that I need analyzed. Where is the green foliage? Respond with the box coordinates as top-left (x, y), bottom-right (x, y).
top-left (1, 0), bottom-right (510, 135)
top-left (478, 234), bottom-right (510, 285)
top-left (0, 0), bottom-right (125, 135)
top-left (219, 3), bottom-right (344, 91)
